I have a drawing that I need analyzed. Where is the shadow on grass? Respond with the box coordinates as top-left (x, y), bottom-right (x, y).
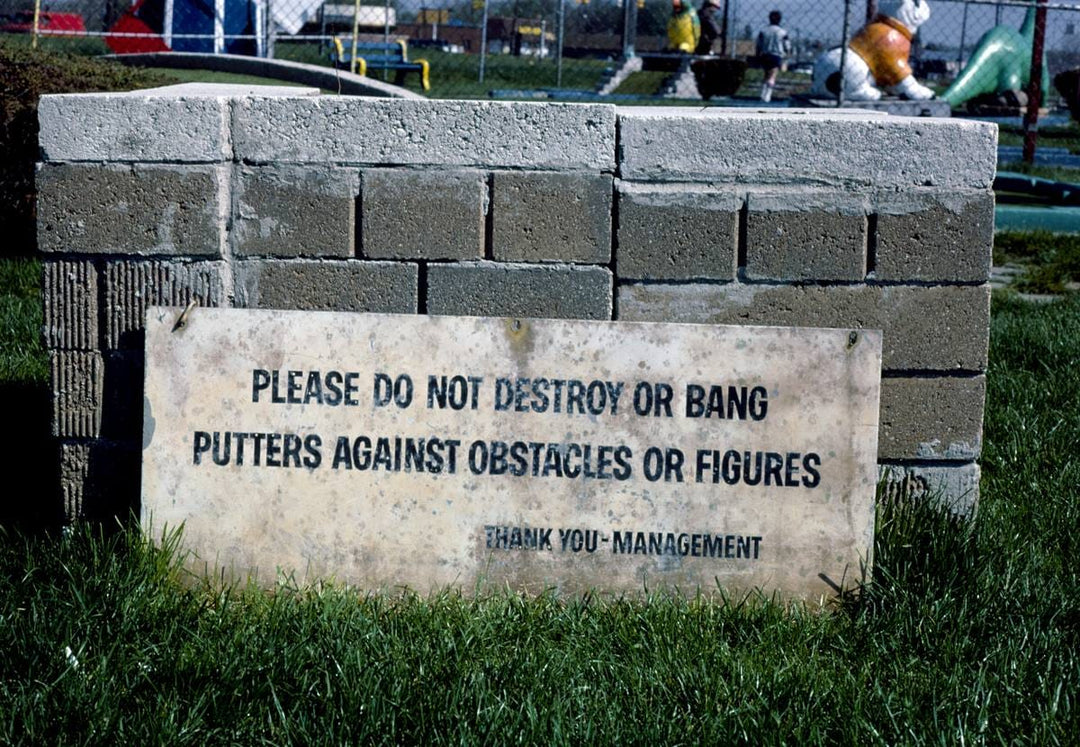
top-left (0, 382), bottom-right (62, 531)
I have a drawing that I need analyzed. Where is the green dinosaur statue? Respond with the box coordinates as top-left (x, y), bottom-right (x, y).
top-left (940, 8), bottom-right (1050, 109)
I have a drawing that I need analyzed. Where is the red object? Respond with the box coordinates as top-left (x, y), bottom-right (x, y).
top-left (105, 0), bottom-right (170, 54)
top-left (0, 11), bottom-right (86, 35)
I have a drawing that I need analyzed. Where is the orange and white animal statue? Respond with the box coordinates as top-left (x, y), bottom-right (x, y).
top-left (811, 0), bottom-right (935, 101)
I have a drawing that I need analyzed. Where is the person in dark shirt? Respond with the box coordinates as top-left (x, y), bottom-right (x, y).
top-left (696, 0), bottom-right (724, 55)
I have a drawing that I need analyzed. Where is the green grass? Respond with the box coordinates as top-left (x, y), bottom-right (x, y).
top-left (994, 231), bottom-right (1080, 294)
top-left (997, 122), bottom-right (1080, 152)
top-left (0, 258), bottom-right (45, 384)
top-left (1, 255), bottom-right (1078, 741)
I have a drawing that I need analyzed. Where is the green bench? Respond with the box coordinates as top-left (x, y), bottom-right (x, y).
top-left (331, 38), bottom-right (430, 91)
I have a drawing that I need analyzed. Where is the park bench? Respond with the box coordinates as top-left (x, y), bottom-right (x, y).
top-left (330, 38), bottom-right (430, 91)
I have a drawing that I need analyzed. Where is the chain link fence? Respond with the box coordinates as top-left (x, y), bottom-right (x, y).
top-left (3, 0), bottom-right (1080, 106)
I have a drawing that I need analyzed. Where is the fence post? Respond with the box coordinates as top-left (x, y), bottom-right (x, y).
top-left (621, 0), bottom-right (636, 59)
top-left (479, 0), bottom-right (489, 84)
top-left (837, 0), bottom-right (852, 107)
top-left (557, 0), bottom-right (566, 87)
top-left (1023, 0), bottom-right (1049, 164)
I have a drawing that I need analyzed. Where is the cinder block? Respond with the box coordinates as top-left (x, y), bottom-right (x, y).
top-left (427, 262), bottom-right (612, 319)
top-left (234, 97), bottom-right (616, 170)
top-left (51, 350), bottom-right (103, 438)
top-left (43, 260), bottom-right (98, 350)
top-left (615, 183), bottom-right (738, 281)
top-left (236, 260), bottom-right (418, 312)
top-left (878, 375), bottom-right (986, 460)
top-left (234, 165), bottom-right (358, 258)
top-left (617, 109), bottom-right (997, 189)
top-left (38, 92), bottom-right (230, 163)
top-left (59, 440), bottom-right (140, 523)
top-left (102, 351), bottom-right (144, 441)
top-left (105, 261), bottom-right (229, 349)
top-left (877, 462), bottom-right (981, 516)
top-left (616, 283), bottom-right (990, 372)
top-left (37, 163), bottom-right (225, 256)
top-left (361, 169), bottom-right (484, 260)
top-left (874, 192), bottom-right (994, 282)
top-left (745, 191), bottom-right (867, 281)
top-left (492, 172), bottom-right (612, 263)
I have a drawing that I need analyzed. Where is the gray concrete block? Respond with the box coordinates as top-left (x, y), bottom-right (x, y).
top-left (51, 350), bottom-right (103, 438)
top-left (37, 163), bottom-right (225, 256)
top-left (102, 351), bottom-right (144, 441)
top-left (879, 375), bottom-right (986, 460)
top-left (745, 191), bottom-right (867, 282)
top-left (617, 283), bottom-right (990, 372)
top-left (234, 97), bottom-right (616, 170)
top-left (43, 260), bottom-right (98, 350)
top-left (877, 462), bottom-right (981, 517)
top-left (427, 262), bottom-right (612, 319)
top-left (105, 260), bottom-right (229, 349)
top-left (615, 183), bottom-right (738, 281)
top-left (617, 109), bottom-right (997, 189)
top-left (234, 165), bottom-right (358, 258)
top-left (361, 169), bottom-right (485, 260)
top-left (38, 92), bottom-right (230, 163)
top-left (59, 439), bottom-right (140, 523)
top-left (492, 172), bottom-right (612, 263)
top-left (874, 191), bottom-right (994, 282)
top-left (236, 260), bottom-right (418, 313)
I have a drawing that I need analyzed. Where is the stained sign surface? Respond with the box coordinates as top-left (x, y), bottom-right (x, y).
top-left (141, 308), bottom-right (882, 600)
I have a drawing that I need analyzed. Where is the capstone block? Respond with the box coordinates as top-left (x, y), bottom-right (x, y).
top-left (491, 172), bottom-right (612, 264)
top-left (37, 163), bottom-right (225, 256)
top-left (615, 183), bottom-right (738, 281)
top-left (427, 263), bottom-right (612, 319)
top-left (877, 462), bottom-right (981, 516)
top-left (43, 260), bottom-right (98, 350)
top-left (38, 92), bottom-right (230, 163)
top-left (51, 351), bottom-right (103, 438)
top-left (234, 97), bottom-right (616, 170)
top-left (878, 375), bottom-right (986, 460)
top-left (105, 261), bottom-right (229, 349)
top-left (234, 165), bottom-right (358, 258)
top-left (745, 191), bottom-right (867, 281)
top-left (361, 169), bottom-right (485, 260)
top-left (617, 109), bottom-right (997, 189)
top-left (616, 283), bottom-right (990, 372)
top-left (236, 260), bottom-right (418, 313)
top-left (874, 191), bottom-right (994, 282)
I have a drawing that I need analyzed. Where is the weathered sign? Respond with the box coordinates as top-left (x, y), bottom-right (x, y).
top-left (141, 308), bottom-right (882, 600)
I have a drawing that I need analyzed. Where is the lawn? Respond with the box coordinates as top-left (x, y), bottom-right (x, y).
top-left (0, 255), bottom-right (1077, 742)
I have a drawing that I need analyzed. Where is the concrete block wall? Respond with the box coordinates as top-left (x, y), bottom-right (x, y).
top-left (38, 85), bottom-right (997, 520)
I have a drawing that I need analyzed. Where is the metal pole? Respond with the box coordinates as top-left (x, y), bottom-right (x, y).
top-left (31, 0), bottom-right (41, 48)
top-left (557, 0), bottom-right (566, 87)
top-left (958, 1), bottom-right (969, 68)
top-left (267, 0), bottom-right (276, 58)
top-left (351, 0), bottom-right (362, 74)
top-left (866, 0), bottom-right (876, 24)
top-left (720, 0), bottom-right (729, 56)
top-left (383, 0), bottom-right (391, 80)
top-left (1023, 0), bottom-right (1049, 164)
top-left (621, 0), bottom-right (636, 59)
top-left (479, 0), bottom-right (490, 84)
top-left (837, 0), bottom-right (852, 106)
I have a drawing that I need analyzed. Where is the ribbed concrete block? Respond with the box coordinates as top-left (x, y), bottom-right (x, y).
top-left (43, 260), bottom-right (98, 350)
top-left (492, 172), bottom-right (612, 263)
top-left (428, 262), bottom-right (612, 319)
top-left (236, 260), bottom-right (418, 312)
top-left (234, 165), bottom-right (358, 258)
top-left (37, 163), bottom-right (225, 256)
top-left (59, 439), bottom-right (140, 523)
top-left (879, 375), bottom-right (986, 460)
top-left (235, 97), bottom-right (617, 170)
top-left (874, 191), bottom-right (995, 282)
top-left (104, 261), bottom-right (229, 349)
top-left (745, 191), bottom-right (867, 282)
top-left (615, 183), bottom-right (738, 281)
top-left (51, 350), bottom-right (103, 438)
top-left (617, 283), bottom-right (990, 372)
top-left (361, 169), bottom-right (485, 260)
top-left (38, 92), bottom-right (230, 163)
top-left (617, 109), bottom-right (997, 189)
top-left (878, 462), bottom-right (981, 516)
